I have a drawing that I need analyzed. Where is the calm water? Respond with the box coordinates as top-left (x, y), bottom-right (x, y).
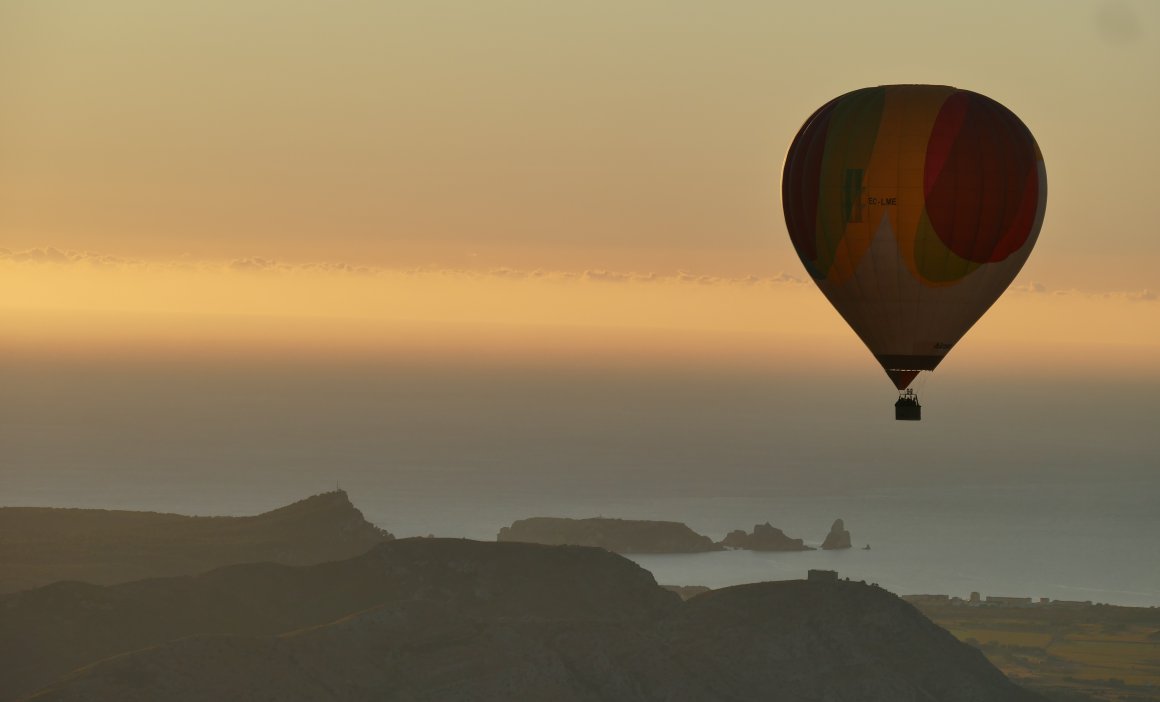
top-left (371, 482), bottom-right (1160, 607)
top-left (622, 484), bottom-right (1160, 607)
top-left (7, 476), bottom-right (1157, 606)
top-left (3, 358), bottom-right (1157, 606)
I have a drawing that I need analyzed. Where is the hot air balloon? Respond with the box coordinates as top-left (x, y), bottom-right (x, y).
top-left (781, 85), bottom-right (1046, 420)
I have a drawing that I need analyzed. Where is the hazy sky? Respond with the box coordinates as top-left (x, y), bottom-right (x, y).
top-left (1, 2), bottom-right (1158, 402)
top-left (3, 1), bottom-right (1158, 278)
top-left (1, 1), bottom-right (1159, 537)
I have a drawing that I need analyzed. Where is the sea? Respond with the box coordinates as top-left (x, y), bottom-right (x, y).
top-left (354, 481), bottom-right (1160, 608)
top-left (3, 356), bottom-right (1158, 606)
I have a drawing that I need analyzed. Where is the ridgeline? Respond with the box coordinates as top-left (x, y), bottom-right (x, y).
top-left (0, 490), bottom-right (392, 593)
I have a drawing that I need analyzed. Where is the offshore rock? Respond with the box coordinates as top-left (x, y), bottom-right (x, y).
top-left (719, 522), bottom-right (814, 551)
top-left (822, 518), bottom-right (853, 550)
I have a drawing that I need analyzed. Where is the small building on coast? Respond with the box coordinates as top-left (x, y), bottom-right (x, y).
top-left (807, 569), bottom-right (838, 582)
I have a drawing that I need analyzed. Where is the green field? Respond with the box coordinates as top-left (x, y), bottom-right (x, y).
top-left (908, 600), bottom-right (1160, 702)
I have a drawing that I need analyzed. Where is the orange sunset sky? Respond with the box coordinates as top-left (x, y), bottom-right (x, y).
top-left (2, 1), bottom-right (1158, 380)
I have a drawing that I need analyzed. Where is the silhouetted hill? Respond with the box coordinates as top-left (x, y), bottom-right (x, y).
top-left (24, 580), bottom-right (1042, 702)
top-left (0, 538), bottom-right (674, 701)
top-left (660, 581), bottom-right (1038, 701)
top-left (498, 516), bottom-right (721, 553)
top-left (6, 539), bottom-right (1041, 702)
top-left (0, 490), bottom-right (392, 594)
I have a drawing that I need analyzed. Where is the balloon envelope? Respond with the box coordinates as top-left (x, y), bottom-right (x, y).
top-left (781, 85), bottom-right (1046, 389)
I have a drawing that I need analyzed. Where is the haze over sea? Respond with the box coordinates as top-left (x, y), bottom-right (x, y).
top-left (4, 354), bottom-right (1157, 607)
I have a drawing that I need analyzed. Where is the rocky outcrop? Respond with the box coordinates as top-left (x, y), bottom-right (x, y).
top-left (0, 490), bottom-right (393, 594)
top-left (497, 517), bottom-right (721, 553)
top-left (719, 522), bottom-right (814, 551)
top-left (16, 545), bottom-right (1043, 702)
top-left (821, 518), bottom-right (852, 550)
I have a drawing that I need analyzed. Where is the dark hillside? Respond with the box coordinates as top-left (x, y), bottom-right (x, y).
top-left (7, 538), bottom-right (1040, 702)
top-left (661, 581), bottom-right (1034, 701)
top-left (0, 490), bottom-right (391, 593)
top-left (0, 538), bottom-right (674, 701)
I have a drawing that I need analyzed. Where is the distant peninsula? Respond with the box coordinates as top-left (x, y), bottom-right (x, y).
top-left (0, 490), bottom-right (393, 594)
top-left (497, 517), bottom-right (721, 553)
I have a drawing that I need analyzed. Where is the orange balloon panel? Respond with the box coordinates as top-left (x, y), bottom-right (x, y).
top-left (782, 85), bottom-right (1046, 389)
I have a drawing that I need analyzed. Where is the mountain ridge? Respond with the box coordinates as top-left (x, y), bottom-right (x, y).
top-left (4, 538), bottom-right (1041, 702)
top-left (0, 489), bottom-right (392, 593)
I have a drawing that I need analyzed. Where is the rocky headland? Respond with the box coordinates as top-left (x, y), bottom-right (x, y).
top-left (497, 516), bottom-right (721, 553)
top-left (0, 490), bottom-right (392, 594)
